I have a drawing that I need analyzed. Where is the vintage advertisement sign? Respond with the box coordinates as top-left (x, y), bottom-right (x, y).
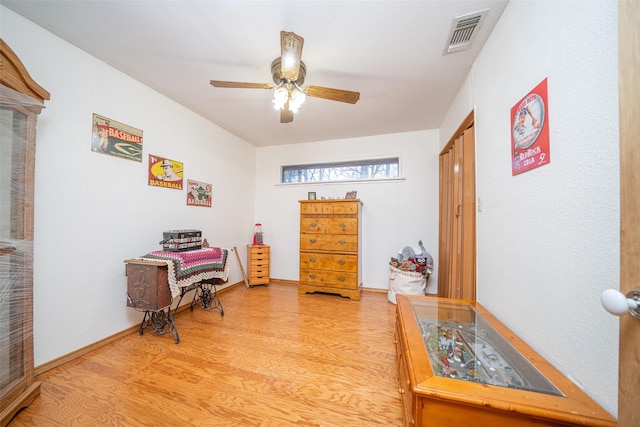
top-left (91, 114), bottom-right (143, 162)
top-left (148, 154), bottom-right (183, 190)
top-left (186, 179), bottom-right (213, 207)
top-left (511, 78), bottom-right (550, 175)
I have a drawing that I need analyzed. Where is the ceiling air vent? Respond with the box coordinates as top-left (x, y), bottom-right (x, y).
top-left (445, 9), bottom-right (489, 54)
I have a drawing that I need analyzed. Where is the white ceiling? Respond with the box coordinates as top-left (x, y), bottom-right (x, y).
top-left (3, 0), bottom-right (508, 147)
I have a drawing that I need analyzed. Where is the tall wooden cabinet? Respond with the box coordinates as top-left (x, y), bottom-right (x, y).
top-left (0, 39), bottom-right (50, 426)
top-left (299, 199), bottom-right (362, 300)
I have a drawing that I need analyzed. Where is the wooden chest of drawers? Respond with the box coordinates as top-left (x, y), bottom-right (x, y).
top-left (299, 199), bottom-right (362, 300)
top-left (247, 244), bottom-right (270, 287)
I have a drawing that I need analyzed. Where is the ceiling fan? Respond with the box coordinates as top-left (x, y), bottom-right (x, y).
top-left (210, 31), bottom-right (360, 124)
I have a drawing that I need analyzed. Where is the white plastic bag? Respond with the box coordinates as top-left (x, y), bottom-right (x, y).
top-left (387, 265), bottom-right (426, 304)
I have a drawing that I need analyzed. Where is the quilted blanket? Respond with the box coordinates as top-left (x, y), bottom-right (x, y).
top-left (140, 247), bottom-right (229, 298)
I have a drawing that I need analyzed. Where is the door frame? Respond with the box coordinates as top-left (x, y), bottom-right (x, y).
top-left (617, 0), bottom-right (638, 424)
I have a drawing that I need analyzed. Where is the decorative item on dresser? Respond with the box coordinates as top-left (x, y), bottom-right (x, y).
top-left (247, 245), bottom-right (270, 287)
top-left (299, 199), bottom-right (362, 300)
top-left (394, 294), bottom-right (617, 427)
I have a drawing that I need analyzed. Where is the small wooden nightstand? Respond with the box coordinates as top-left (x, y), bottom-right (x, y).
top-left (247, 245), bottom-right (270, 287)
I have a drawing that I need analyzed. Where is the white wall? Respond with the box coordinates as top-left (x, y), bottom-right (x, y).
top-left (1, 7), bottom-right (256, 365)
top-left (255, 130), bottom-right (440, 293)
top-left (440, 0), bottom-right (619, 416)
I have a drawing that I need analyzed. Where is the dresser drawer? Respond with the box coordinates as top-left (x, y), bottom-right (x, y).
top-left (299, 252), bottom-right (357, 272)
top-left (300, 233), bottom-right (358, 251)
top-left (249, 267), bottom-right (269, 279)
top-left (249, 246), bottom-right (269, 257)
top-left (300, 269), bottom-right (358, 289)
top-left (300, 217), bottom-right (328, 234)
top-left (300, 217), bottom-right (357, 234)
top-left (323, 202), bottom-right (360, 215)
top-left (327, 217), bottom-right (357, 234)
top-left (249, 253), bottom-right (269, 265)
top-left (300, 202), bottom-right (324, 214)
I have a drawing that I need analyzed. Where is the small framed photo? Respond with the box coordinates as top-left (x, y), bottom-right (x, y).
top-left (308, 192), bottom-right (316, 200)
top-left (345, 190), bottom-right (357, 199)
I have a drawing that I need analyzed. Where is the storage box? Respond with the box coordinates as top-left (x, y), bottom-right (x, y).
top-left (160, 229), bottom-right (202, 252)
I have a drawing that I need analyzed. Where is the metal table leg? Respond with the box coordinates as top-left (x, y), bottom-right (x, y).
top-left (138, 306), bottom-right (180, 344)
top-left (191, 279), bottom-right (224, 316)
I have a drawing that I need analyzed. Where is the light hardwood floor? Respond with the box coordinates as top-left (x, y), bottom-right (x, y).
top-left (10, 283), bottom-right (403, 426)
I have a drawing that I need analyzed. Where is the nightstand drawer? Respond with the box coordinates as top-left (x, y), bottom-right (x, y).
top-left (249, 247), bottom-right (269, 256)
top-left (250, 254), bottom-right (269, 265)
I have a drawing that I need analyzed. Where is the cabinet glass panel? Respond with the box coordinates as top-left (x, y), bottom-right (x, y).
top-left (0, 106), bottom-right (28, 390)
top-left (409, 298), bottom-right (564, 396)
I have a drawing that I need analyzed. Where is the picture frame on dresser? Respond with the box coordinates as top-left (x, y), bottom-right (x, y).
top-left (308, 191), bottom-right (316, 200)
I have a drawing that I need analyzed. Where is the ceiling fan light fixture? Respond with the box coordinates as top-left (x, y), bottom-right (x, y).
top-left (272, 85), bottom-right (305, 113)
top-left (210, 31), bottom-right (359, 124)
top-left (272, 86), bottom-right (288, 110)
top-left (289, 88), bottom-right (306, 113)
top-left (280, 31), bottom-right (304, 81)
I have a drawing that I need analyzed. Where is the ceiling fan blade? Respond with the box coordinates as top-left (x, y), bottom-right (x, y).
top-left (280, 31), bottom-right (304, 82)
top-left (210, 80), bottom-right (272, 89)
top-left (306, 86), bottom-right (360, 104)
top-left (280, 105), bottom-right (294, 124)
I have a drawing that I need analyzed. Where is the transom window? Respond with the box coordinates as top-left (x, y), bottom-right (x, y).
top-left (281, 157), bottom-right (399, 183)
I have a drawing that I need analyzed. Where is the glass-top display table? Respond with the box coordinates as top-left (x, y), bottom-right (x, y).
top-left (394, 294), bottom-right (616, 427)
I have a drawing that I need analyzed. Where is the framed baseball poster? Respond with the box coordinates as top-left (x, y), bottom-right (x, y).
top-left (91, 114), bottom-right (143, 162)
top-left (148, 154), bottom-right (183, 190)
top-left (186, 179), bottom-right (212, 207)
top-left (511, 78), bottom-right (550, 176)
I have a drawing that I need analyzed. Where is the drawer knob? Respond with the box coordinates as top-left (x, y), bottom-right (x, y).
top-left (338, 239), bottom-right (346, 245)
top-left (338, 276), bottom-right (345, 282)
top-left (310, 238), bottom-right (317, 243)
top-left (309, 274), bottom-right (316, 279)
top-left (310, 258), bottom-right (317, 263)
top-left (339, 222), bottom-right (346, 228)
top-left (338, 259), bottom-right (346, 265)
top-left (310, 222), bottom-right (317, 227)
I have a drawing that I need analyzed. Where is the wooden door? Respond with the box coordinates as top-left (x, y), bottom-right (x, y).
top-left (618, 1), bottom-right (638, 425)
top-left (438, 112), bottom-right (476, 300)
